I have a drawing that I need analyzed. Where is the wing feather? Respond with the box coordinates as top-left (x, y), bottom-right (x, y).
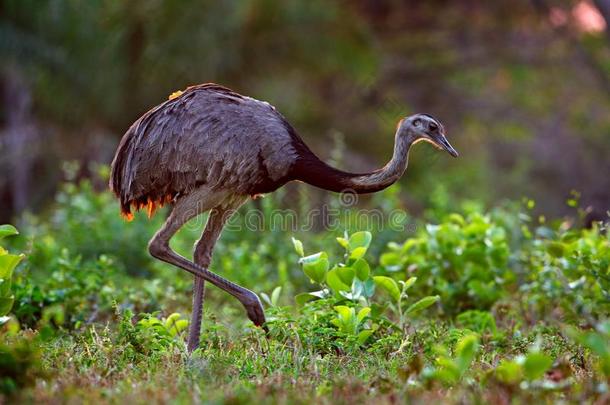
top-left (109, 84), bottom-right (298, 217)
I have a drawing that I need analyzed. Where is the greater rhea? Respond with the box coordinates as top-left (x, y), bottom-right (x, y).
top-left (110, 83), bottom-right (458, 352)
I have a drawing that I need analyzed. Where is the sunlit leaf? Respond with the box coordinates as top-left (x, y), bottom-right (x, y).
top-left (348, 231), bottom-right (372, 252)
top-left (523, 352), bottom-right (553, 381)
top-left (455, 334), bottom-right (479, 374)
top-left (271, 286), bottom-right (282, 306)
top-left (295, 292), bottom-right (319, 307)
top-left (357, 329), bottom-right (374, 345)
top-left (403, 277), bottom-right (417, 291)
top-left (373, 276), bottom-right (400, 302)
top-left (349, 247), bottom-right (367, 260)
top-left (291, 237), bottom-right (304, 256)
top-left (336, 266), bottom-right (355, 285)
top-left (327, 268), bottom-right (350, 292)
top-left (336, 237), bottom-right (349, 249)
top-left (0, 225), bottom-right (19, 240)
top-left (0, 296), bottom-right (14, 316)
top-left (405, 295), bottom-right (440, 315)
top-left (352, 258), bottom-right (370, 280)
top-left (495, 360), bottom-right (523, 384)
top-left (357, 307), bottom-right (371, 323)
top-left (301, 252), bottom-right (328, 284)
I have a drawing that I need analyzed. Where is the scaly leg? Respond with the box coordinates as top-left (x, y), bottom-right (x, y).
top-left (188, 205), bottom-right (238, 352)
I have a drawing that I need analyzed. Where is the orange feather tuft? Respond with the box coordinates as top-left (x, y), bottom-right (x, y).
top-left (120, 194), bottom-right (175, 221)
top-left (147, 199), bottom-right (156, 218)
top-left (121, 211), bottom-right (134, 222)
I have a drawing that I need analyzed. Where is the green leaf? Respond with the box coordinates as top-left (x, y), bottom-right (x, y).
top-left (352, 258), bottom-right (370, 280)
top-left (336, 237), bottom-right (349, 249)
top-left (291, 237), bottom-right (304, 256)
top-left (173, 320), bottom-right (189, 334)
top-left (0, 254), bottom-right (23, 297)
top-left (357, 307), bottom-right (371, 323)
top-left (327, 268), bottom-right (350, 292)
top-left (403, 277), bottom-right (417, 291)
top-left (405, 295), bottom-right (440, 315)
top-left (455, 334), bottom-right (479, 374)
top-left (547, 242), bottom-right (565, 258)
top-left (164, 313), bottom-right (181, 329)
top-left (271, 286), bottom-right (282, 306)
top-left (337, 266), bottom-right (355, 285)
top-left (0, 296), bottom-right (14, 316)
top-left (299, 252), bottom-right (325, 265)
top-left (334, 305), bottom-right (353, 319)
top-left (333, 305), bottom-right (357, 334)
top-left (523, 352), bottom-right (553, 381)
top-left (580, 333), bottom-right (609, 358)
top-left (349, 247), bottom-right (367, 260)
top-left (300, 252), bottom-right (329, 284)
top-left (380, 252), bottom-right (402, 271)
top-left (295, 292), bottom-right (322, 306)
top-left (348, 231), bottom-right (372, 252)
top-left (0, 225), bottom-right (18, 240)
top-left (260, 292), bottom-right (272, 306)
top-left (362, 278), bottom-right (376, 298)
top-left (344, 279), bottom-right (364, 301)
top-left (448, 213), bottom-right (465, 226)
top-left (373, 276), bottom-right (400, 302)
top-left (495, 360), bottom-right (523, 384)
top-left (357, 329), bottom-right (374, 345)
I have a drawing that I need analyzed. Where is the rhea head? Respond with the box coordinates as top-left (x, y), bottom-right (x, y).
top-left (399, 114), bottom-right (458, 157)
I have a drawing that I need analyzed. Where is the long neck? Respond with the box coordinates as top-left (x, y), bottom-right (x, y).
top-left (292, 130), bottom-right (413, 194)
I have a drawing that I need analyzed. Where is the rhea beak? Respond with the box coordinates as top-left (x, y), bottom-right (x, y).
top-left (433, 133), bottom-right (459, 157)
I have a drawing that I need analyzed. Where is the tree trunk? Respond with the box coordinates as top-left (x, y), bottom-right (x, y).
top-left (1, 66), bottom-right (38, 218)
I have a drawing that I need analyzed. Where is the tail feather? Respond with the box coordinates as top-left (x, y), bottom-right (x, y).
top-left (110, 125), bottom-right (174, 220)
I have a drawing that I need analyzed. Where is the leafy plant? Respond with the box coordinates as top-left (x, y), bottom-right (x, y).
top-left (292, 231), bottom-right (438, 345)
top-left (380, 212), bottom-right (511, 313)
top-left (0, 335), bottom-right (44, 396)
top-left (331, 305), bottom-right (375, 344)
top-left (117, 309), bottom-right (189, 355)
top-left (0, 225), bottom-right (25, 326)
top-left (423, 333), bottom-right (480, 385)
top-left (494, 340), bottom-right (554, 385)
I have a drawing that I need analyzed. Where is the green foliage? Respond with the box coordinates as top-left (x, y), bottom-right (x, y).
top-left (118, 309), bottom-right (188, 355)
top-left (521, 221), bottom-right (610, 322)
top-left (423, 333), bottom-right (480, 385)
top-left (292, 231), bottom-right (438, 346)
top-left (567, 321), bottom-right (610, 378)
top-left (380, 211), bottom-right (511, 312)
top-left (0, 335), bottom-right (44, 396)
top-left (20, 177), bottom-right (161, 277)
top-left (0, 225), bottom-right (24, 324)
top-left (493, 340), bottom-right (555, 385)
top-left (379, 202), bottom-right (609, 323)
top-left (1, 180), bottom-right (609, 402)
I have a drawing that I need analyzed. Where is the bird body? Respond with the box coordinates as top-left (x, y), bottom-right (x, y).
top-left (109, 83), bottom-right (458, 352)
top-left (111, 84), bottom-right (301, 219)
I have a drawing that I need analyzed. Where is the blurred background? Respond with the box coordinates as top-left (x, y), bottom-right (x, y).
top-left (1, 0), bottom-right (609, 222)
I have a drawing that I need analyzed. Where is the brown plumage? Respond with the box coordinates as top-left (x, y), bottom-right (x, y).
top-left (109, 83), bottom-right (458, 353)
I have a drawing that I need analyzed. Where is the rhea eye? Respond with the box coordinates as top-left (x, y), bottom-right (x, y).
top-left (429, 122), bottom-right (438, 131)
top-left (413, 119), bottom-right (422, 127)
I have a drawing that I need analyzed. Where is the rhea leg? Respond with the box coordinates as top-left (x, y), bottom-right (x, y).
top-left (189, 279), bottom-right (205, 353)
top-left (188, 206), bottom-right (237, 352)
top-left (148, 195), bottom-right (266, 339)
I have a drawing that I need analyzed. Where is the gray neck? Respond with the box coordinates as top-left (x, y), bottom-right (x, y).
top-left (293, 129), bottom-right (414, 194)
top-left (349, 130), bottom-right (412, 192)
